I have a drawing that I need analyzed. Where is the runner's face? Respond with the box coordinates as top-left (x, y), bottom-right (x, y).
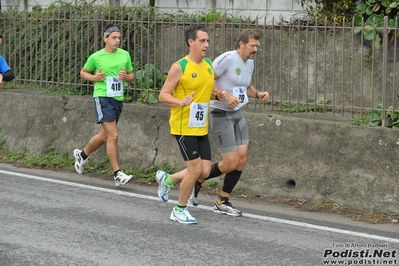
top-left (241, 37), bottom-right (259, 60)
top-left (0, 38), bottom-right (3, 46)
top-left (104, 32), bottom-right (121, 51)
top-left (192, 30), bottom-right (209, 58)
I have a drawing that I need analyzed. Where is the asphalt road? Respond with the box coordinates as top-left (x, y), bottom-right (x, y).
top-left (0, 164), bottom-right (398, 266)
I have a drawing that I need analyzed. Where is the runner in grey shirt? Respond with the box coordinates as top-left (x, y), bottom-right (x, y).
top-left (188, 29), bottom-right (270, 216)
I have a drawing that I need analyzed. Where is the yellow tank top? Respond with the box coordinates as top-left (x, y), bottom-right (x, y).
top-left (169, 56), bottom-right (214, 136)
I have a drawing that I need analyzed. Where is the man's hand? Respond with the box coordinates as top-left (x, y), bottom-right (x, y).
top-left (0, 74), bottom-right (3, 84)
top-left (181, 91), bottom-right (195, 106)
top-left (225, 94), bottom-right (241, 109)
top-left (118, 67), bottom-right (127, 81)
top-left (216, 90), bottom-right (227, 101)
top-left (216, 90), bottom-right (240, 108)
top-left (93, 68), bottom-right (105, 82)
top-left (257, 91), bottom-right (270, 103)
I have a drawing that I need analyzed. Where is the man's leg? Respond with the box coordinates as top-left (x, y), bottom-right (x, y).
top-left (213, 112), bottom-right (249, 216)
top-left (74, 125), bottom-right (107, 175)
top-left (178, 158), bottom-right (202, 205)
top-left (158, 159), bottom-right (211, 185)
top-left (193, 149), bottom-right (239, 200)
top-left (218, 144), bottom-right (248, 198)
top-left (83, 126), bottom-right (107, 157)
top-left (198, 109), bottom-right (241, 182)
top-left (99, 120), bottom-right (132, 186)
top-left (99, 121), bottom-right (120, 172)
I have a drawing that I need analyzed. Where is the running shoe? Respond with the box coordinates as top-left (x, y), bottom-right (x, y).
top-left (156, 170), bottom-right (171, 202)
top-left (73, 149), bottom-right (87, 174)
top-left (188, 188), bottom-right (199, 206)
top-left (170, 207), bottom-right (198, 224)
top-left (188, 181), bottom-right (202, 206)
top-left (213, 200), bottom-right (243, 217)
top-left (114, 171), bottom-right (133, 186)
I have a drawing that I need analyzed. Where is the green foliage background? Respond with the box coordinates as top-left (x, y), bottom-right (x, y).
top-left (297, 0), bottom-right (399, 49)
top-left (0, 3), bottom-right (161, 96)
top-left (0, 1), bottom-right (256, 101)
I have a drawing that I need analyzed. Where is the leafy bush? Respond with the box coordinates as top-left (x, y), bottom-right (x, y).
top-left (133, 63), bottom-right (166, 103)
top-left (366, 103), bottom-right (399, 128)
top-left (354, 0), bottom-right (399, 49)
top-left (297, 0), bottom-right (399, 49)
top-left (295, 0), bottom-right (357, 25)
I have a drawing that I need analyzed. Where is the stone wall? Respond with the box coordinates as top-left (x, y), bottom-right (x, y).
top-left (0, 90), bottom-right (398, 212)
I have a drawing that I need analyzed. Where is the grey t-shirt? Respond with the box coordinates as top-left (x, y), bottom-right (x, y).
top-left (211, 50), bottom-right (254, 111)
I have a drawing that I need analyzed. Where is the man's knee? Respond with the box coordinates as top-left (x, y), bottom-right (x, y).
top-left (237, 156), bottom-right (247, 169)
top-left (107, 131), bottom-right (119, 141)
top-left (220, 158), bottom-right (239, 172)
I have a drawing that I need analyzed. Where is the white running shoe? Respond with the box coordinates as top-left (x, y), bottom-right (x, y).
top-left (156, 170), bottom-right (172, 202)
top-left (213, 200), bottom-right (243, 217)
top-left (114, 171), bottom-right (133, 186)
top-left (73, 149), bottom-right (87, 174)
top-left (170, 207), bottom-right (198, 224)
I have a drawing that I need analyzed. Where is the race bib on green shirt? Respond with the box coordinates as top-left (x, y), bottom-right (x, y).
top-left (106, 76), bottom-right (123, 97)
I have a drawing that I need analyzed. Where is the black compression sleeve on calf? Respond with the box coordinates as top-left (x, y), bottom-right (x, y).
top-left (2, 70), bottom-right (15, 81)
top-left (222, 170), bottom-right (242, 194)
top-left (205, 162), bottom-right (223, 180)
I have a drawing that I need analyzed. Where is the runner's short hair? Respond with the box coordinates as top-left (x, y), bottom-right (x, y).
top-left (236, 29), bottom-right (259, 48)
top-left (184, 25), bottom-right (207, 46)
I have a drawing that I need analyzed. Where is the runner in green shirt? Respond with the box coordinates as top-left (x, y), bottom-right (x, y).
top-left (73, 24), bottom-right (134, 186)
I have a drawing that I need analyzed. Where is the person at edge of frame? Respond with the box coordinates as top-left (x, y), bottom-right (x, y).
top-left (0, 34), bottom-right (15, 84)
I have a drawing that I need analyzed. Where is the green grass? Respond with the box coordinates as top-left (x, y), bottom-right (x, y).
top-left (0, 141), bottom-right (175, 182)
top-left (351, 114), bottom-right (370, 125)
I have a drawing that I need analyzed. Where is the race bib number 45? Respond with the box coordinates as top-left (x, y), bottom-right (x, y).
top-left (188, 102), bottom-right (209, 127)
top-left (106, 76), bottom-right (123, 97)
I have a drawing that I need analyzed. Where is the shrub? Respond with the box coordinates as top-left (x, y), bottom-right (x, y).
top-left (354, 0), bottom-right (399, 49)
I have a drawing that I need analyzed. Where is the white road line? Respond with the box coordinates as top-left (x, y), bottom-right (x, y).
top-left (2, 169), bottom-right (399, 244)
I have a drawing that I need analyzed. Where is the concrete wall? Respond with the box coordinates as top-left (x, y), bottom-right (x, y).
top-left (2, 0), bottom-right (304, 23)
top-left (0, 90), bottom-right (398, 212)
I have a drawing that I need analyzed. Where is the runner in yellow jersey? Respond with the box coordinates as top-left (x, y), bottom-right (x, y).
top-left (156, 25), bottom-right (228, 224)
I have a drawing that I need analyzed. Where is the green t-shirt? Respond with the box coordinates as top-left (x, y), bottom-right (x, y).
top-left (83, 48), bottom-right (133, 101)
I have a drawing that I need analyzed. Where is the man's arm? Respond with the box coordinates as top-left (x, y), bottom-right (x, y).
top-left (1, 70), bottom-right (15, 82)
top-left (80, 68), bottom-right (104, 82)
top-left (0, 56), bottom-right (13, 82)
top-left (211, 82), bottom-right (225, 100)
top-left (118, 68), bottom-right (134, 83)
top-left (247, 84), bottom-right (269, 102)
top-left (159, 63), bottom-right (194, 107)
top-left (124, 71), bottom-right (134, 83)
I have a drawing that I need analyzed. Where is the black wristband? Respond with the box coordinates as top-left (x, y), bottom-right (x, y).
top-left (2, 70), bottom-right (15, 82)
top-left (215, 94), bottom-right (219, 101)
top-left (256, 91), bottom-right (259, 99)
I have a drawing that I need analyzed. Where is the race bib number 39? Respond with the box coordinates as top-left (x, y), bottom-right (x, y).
top-left (233, 86), bottom-right (249, 110)
top-left (106, 76), bottom-right (123, 97)
top-left (188, 102), bottom-right (209, 128)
